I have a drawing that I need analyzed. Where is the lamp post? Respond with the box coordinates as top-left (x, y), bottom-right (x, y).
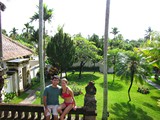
top-left (0, 1), bottom-right (6, 103)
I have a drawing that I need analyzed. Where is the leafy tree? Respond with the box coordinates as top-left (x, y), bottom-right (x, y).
top-left (46, 27), bottom-right (75, 76)
top-left (88, 33), bottom-right (103, 55)
top-left (74, 35), bottom-right (102, 79)
top-left (116, 50), bottom-right (151, 101)
top-left (140, 37), bottom-right (160, 80)
top-left (2, 29), bottom-right (8, 36)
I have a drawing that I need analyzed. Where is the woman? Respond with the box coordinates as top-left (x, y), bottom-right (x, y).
top-left (57, 78), bottom-right (76, 120)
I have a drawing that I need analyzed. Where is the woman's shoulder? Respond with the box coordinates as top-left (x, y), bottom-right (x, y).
top-left (67, 86), bottom-right (73, 93)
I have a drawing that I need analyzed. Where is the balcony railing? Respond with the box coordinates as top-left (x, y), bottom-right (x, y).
top-left (0, 103), bottom-right (97, 120)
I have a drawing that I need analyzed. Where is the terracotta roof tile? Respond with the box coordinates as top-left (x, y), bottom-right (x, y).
top-left (2, 35), bottom-right (33, 61)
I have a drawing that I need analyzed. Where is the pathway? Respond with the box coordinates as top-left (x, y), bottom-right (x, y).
top-left (19, 81), bottom-right (50, 104)
top-left (19, 89), bottom-right (37, 104)
top-left (146, 79), bottom-right (160, 90)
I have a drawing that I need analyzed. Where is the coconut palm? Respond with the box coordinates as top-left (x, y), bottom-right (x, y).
top-left (9, 27), bottom-right (18, 40)
top-left (31, 3), bottom-right (53, 66)
top-left (110, 27), bottom-right (119, 39)
top-left (22, 22), bottom-right (34, 39)
top-left (30, 3), bottom-right (53, 36)
top-left (145, 27), bottom-right (153, 41)
top-left (116, 50), bottom-right (151, 102)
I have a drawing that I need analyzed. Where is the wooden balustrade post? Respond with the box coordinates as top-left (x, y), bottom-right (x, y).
top-left (0, 1), bottom-right (6, 103)
top-left (0, 67), bottom-right (4, 103)
top-left (84, 81), bottom-right (97, 120)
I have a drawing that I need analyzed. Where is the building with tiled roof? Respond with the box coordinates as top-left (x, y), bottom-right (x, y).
top-left (2, 35), bottom-right (33, 61)
top-left (1, 35), bottom-right (36, 96)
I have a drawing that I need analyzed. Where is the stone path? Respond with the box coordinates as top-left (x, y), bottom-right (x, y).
top-left (146, 79), bottom-right (160, 90)
top-left (19, 89), bottom-right (37, 104)
top-left (20, 81), bottom-right (50, 104)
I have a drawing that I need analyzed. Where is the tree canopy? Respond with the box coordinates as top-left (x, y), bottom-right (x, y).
top-left (46, 27), bottom-right (75, 75)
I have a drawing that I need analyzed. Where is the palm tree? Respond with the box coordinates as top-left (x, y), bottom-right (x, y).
top-left (30, 3), bottom-right (53, 66)
top-left (110, 27), bottom-right (119, 39)
top-left (30, 3), bottom-right (53, 37)
top-left (109, 27), bottom-right (120, 49)
top-left (22, 22), bottom-right (34, 39)
top-left (9, 27), bottom-right (18, 39)
top-left (145, 27), bottom-right (153, 41)
top-left (102, 0), bottom-right (110, 119)
top-left (116, 50), bottom-right (151, 102)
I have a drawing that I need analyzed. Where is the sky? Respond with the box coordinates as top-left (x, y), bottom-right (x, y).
top-left (1, 0), bottom-right (160, 40)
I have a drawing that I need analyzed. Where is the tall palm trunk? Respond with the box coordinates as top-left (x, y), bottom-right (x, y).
top-left (39, 0), bottom-right (45, 104)
top-left (102, 0), bottom-right (110, 119)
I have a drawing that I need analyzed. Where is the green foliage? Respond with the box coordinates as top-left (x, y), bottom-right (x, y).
top-left (46, 26), bottom-right (75, 73)
top-left (35, 91), bottom-right (41, 98)
top-left (70, 83), bottom-right (83, 96)
top-left (9, 92), bottom-right (29, 104)
top-left (31, 77), bottom-right (40, 90)
top-left (3, 92), bottom-right (17, 103)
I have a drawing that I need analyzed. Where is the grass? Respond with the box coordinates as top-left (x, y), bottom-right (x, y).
top-left (9, 92), bottom-right (29, 104)
top-left (66, 72), bottom-right (160, 120)
top-left (12, 71), bottom-right (160, 119)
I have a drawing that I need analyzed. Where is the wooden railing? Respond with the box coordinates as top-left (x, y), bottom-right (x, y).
top-left (0, 103), bottom-right (97, 120)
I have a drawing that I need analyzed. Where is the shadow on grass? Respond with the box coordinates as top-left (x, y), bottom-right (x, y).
top-left (143, 102), bottom-right (160, 111)
top-left (67, 73), bottom-right (99, 85)
top-left (99, 81), bottom-right (123, 91)
top-left (110, 102), bottom-right (153, 120)
top-left (150, 96), bottom-right (160, 101)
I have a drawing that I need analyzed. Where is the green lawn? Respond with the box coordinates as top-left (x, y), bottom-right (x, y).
top-left (66, 72), bottom-right (160, 120)
top-left (18, 72), bottom-right (160, 119)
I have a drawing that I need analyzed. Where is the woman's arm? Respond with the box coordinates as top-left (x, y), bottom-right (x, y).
top-left (68, 87), bottom-right (77, 109)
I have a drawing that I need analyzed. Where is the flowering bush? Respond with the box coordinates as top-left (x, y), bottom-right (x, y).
top-left (137, 87), bottom-right (150, 94)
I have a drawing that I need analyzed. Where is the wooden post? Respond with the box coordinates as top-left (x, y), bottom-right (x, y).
top-left (0, 2), bottom-right (6, 103)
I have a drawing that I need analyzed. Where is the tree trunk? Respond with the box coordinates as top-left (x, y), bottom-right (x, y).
top-left (102, 0), bottom-right (110, 119)
top-left (39, 0), bottom-right (45, 104)
top-left (128, 72), bottom-right (134, 102)
top-left (79, 61), bottom-right (83, 79)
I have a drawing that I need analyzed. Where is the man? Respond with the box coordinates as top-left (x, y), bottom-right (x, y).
top-left (43, 75), bottom-right (61, 120)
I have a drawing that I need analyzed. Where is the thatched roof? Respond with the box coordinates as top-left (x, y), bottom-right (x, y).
top-left (2, 35), bottom-right (33, 61)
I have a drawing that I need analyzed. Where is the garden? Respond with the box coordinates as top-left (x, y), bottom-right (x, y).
top-left (8, 72), bottom-right (160, 120)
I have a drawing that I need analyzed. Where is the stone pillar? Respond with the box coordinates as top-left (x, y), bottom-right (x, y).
top-left (84, 81), bottom-right (97, 120)
top-left (0, 66), bottom-right (4, 103)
